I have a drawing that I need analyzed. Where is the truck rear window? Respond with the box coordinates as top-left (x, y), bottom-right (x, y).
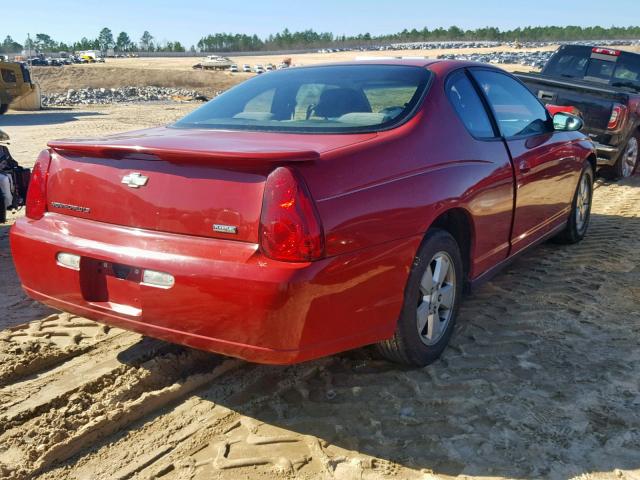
top-left (173, 65), bottom-right (431, 133)
top-left (543, 46), bottom-right (640, 90)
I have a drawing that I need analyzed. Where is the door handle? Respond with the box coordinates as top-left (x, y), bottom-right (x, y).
top-left (519, 160), bottom-right (531, 173)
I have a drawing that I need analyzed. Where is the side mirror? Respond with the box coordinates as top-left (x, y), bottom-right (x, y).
top-left (553, 112), bottom-right (583, 132)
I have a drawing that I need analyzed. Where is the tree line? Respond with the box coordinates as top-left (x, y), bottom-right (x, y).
top-left (3, 25), bottom-right (640, 55)
top-left (0, 28), bottom-right (187, 54)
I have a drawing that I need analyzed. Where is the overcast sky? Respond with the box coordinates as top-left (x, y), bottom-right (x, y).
top-left (4, 0), bottom-right (640, 47)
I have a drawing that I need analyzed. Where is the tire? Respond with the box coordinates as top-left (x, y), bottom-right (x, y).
top-left (554, 162), bottom-right (594, 244)
top-left (602, 133), bottom-right (639, 180)
top-left (0, 104), bottom-right (8, 115)
top-left (376, 229), bottom-right (463, 367)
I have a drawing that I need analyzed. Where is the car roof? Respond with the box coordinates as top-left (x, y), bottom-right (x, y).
top-left (304, 58), bottom-right (440, 68)
top-left (290, 58), bottom-right (504, 74)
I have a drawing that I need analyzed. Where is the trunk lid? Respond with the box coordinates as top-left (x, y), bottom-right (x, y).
top-left (46, 127), bottom-right (375, 242)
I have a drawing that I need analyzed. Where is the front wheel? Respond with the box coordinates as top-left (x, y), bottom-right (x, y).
top-left (554, 162), bottom-right (594, 244)
top-left (376, 229), bottom-right (463, 367)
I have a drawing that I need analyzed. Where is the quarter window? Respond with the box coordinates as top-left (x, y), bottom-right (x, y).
top-left (446, 71), bottom-right (495, 138)
top-left (471, 70), bottom-right (552, 138)
top-left (1, 69), bottom-right (17, 83)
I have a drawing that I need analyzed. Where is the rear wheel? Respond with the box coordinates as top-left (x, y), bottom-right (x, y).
top-left (376, 229), bottom-right (463, 367)
top-left (604, 134), bottom-right (639, 179)
top-left (554, 162), bottom-right (593, 244)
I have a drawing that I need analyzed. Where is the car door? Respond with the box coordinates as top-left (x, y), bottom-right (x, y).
top-left (445, 69), bottom-right (515, 275)
top-left (469, 68), bottom-right (582, 255)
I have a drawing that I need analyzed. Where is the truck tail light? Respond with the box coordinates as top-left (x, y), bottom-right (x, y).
top-left (25, 149), bottom-right (51, 220)
top-left (259, 167), bottom-right (324, 262)
top-left (592, 47), bottom-right (621, 56)
top-left (607, 103), bottom-right (628, 130)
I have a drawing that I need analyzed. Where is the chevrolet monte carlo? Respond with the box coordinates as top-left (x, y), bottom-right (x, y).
top-left (11, 60), bottom-right (595, 366)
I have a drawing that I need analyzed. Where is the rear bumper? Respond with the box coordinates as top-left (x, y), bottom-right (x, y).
top-left (10, 213), bottom-right (417, 364)
top-left (594, 142), bottom-right (620, 166)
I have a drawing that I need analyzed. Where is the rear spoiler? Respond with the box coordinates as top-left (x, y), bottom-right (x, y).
top-left (47, 141), bottom-right (321, 165)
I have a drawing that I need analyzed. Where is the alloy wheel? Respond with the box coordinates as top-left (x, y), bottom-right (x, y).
top-left (621, 137), bottom-right (638, 178)
top-left (575, 172), bottom-right (591, 234)
top-left (417, 251), bottom-right (456, 346)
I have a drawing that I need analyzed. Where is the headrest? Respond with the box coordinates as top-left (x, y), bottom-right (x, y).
top-left (313, 88), bottom-right (371, 118)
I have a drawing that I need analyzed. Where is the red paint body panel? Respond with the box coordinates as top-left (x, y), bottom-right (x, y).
top-left (506, 132), bottom-right (586, 254)
top-left (546, 104), bottom-right (582, 117)
top-left (11, 213), bottom-right (418, 363)
top-left (10, 60), bottom-right (596, 364)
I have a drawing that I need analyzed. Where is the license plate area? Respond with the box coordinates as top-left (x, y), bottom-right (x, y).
top-left (80, 258), bottom-right (142, 316)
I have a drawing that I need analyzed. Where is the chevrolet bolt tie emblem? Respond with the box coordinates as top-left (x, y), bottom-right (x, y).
top-left (121, 172), bottom-right (149, 188)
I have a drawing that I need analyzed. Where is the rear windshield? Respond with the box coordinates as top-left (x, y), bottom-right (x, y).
top-left (543, 46), bottom-right (640, 90)
top-left (173, 65), bottom-right (431, 133)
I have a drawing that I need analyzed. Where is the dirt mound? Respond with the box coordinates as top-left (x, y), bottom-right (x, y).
top-left (30, 66), bottom-right (244, 98)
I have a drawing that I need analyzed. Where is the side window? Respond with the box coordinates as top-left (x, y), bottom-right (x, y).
top-left (543, 52), bottom-right (588, 79)
top-left (364, 85), bottom-right (418, 119)
top-left (585, 59), bottom-right (616, 82)
top-left (446, 71), bottom-right (495, 139)
top-left (471, 70), bottom-right (551, 138)
top-left (613, 54), bottom-right (640, 84)
top-left (1, 69), bottom-right (17, 83)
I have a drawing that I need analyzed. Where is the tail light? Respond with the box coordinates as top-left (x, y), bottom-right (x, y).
top-left (607, 103), bottom-right (627, 130)
top-left (592, 47), bottom-right (621, 56)
top-left (25, 149), bottom-right (51, 220)
top-left (259, 167), bottom-right (324, 262)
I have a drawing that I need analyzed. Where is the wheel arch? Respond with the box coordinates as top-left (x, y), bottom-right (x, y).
top-left (427, 207), bottom-right (475, 282)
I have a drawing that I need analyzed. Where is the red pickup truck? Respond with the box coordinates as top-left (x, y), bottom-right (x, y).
top-left (11, 60), bottom-right (595, 366)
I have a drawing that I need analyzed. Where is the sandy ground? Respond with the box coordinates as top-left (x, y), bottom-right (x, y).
top-left (1, 102), bottom-right (640, 479)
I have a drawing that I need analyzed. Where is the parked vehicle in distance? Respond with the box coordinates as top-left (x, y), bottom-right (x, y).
top-left (27, 57), bottom-right (48, 67)
top-left (11, 60), bottom-right (596, 366)
top-left (517, 45), bottom-right (640, 178)
top-left (230, 64), bottom-right (238, 72)
top-left (242, 64), bottom-right (251, 72)
top-left (0, 61), bottom-right (36, 114)
top-left (254, 64), bottom-right (265, 74)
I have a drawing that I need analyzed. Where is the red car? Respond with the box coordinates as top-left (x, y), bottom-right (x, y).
top-left (11, 60), bottom-right (595, 366)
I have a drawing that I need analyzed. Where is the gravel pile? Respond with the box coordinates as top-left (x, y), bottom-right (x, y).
top-left (42, 86), bottom-right (211, 106)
